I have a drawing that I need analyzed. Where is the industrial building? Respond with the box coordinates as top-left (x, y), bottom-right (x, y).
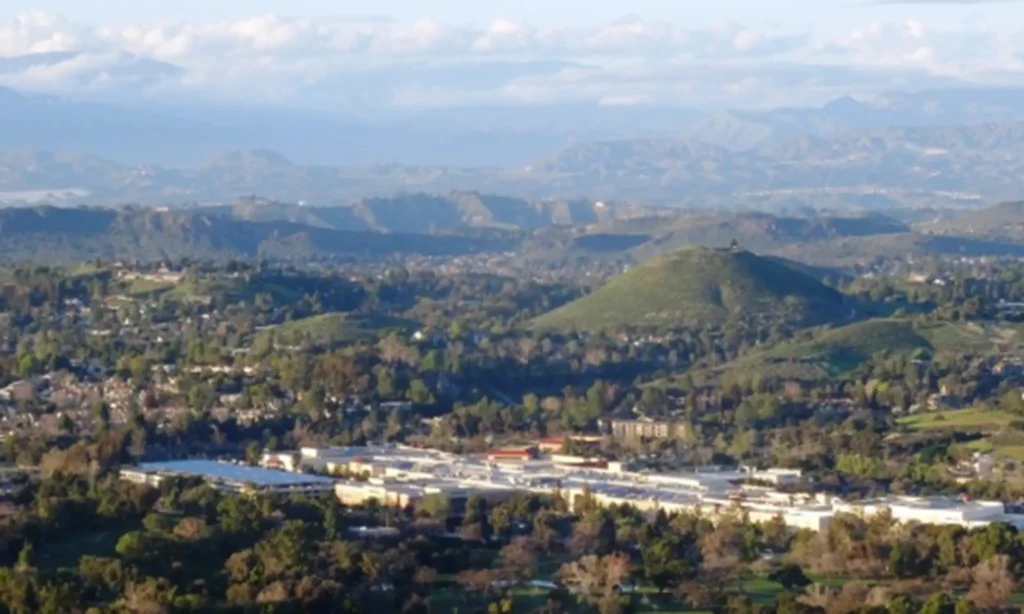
top-left (130, 444), bottom-right (1012, 532)
top-left (606, 418), bottom-right (680, 440)
top-left (259, 444), bottom-right (1024, 532)
top-left (120, 460), bottom-right (337, 495)
top-left (833, 495), bottom-right (1011, 528)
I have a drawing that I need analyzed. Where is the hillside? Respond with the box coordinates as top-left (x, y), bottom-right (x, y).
top-left (531, 247), bottom-right (850, 331)
top-left (620, 212), bottom-right (909, 259)
top-left (917, 201), bottom-right (1024, 241)
top-left (684, 319), bottom-right (1024, 386)
top-left (0, 206), bottom-right (514, 263)
top-left (200, 193), bottom-right (647, 234)
top-left (771, 233), bottom-right (1024, 268)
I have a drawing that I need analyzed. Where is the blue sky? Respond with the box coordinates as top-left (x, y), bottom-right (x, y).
top-left (2, 1), bottom-right (1023, 110)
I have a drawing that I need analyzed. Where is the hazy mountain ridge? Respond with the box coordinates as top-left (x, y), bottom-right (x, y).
top-left (0, 206), bottom-right (514, 263)
top-left (0, 201), bottom-right (1019, 266)
top-left (916, 201), bottom-right (1024, 241)
top-left (3, 119), bottom-right (1023, 207)
top-left (201, 193), bottom-right (651, 234)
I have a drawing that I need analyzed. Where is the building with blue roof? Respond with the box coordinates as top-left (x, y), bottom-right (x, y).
top-left (120, 460), bottom-right (336, 495)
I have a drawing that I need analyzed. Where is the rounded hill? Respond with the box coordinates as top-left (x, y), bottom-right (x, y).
top-left (531, 247), bottom-right (850, 331)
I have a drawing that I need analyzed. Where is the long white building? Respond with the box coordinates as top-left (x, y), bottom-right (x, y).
top-left (263, 445), bottom-right (1024, 532)
top-left (121, 459), bottom-right (336, 495)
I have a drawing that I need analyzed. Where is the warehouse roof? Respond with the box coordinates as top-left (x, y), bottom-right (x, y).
top-left (132, 460), bottom-right (335, 487)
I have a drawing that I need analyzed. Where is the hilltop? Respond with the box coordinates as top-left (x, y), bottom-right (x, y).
top-left (531, 247), bottom-right (850, 331)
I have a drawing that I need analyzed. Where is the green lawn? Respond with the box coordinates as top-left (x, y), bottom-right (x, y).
top-left (126, 278), bottom-right (177, 296)
top-left (992, 446), bottom-right (1024, 461)
top-left (898, 409), bottom-right (1020, 432)
top-left (257, 312), bottom-right (419, 349)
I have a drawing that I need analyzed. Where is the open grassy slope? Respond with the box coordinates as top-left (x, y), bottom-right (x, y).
top-left (531, 247), bottom-right (849, 331)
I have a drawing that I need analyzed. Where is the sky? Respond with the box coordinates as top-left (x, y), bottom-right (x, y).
top-left (2, 0), bottom-right (1023, 110)
top-left (4, 0), bottom-right (1020, 29)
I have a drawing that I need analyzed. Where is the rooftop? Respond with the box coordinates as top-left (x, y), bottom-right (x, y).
top-left (132, 460), bottom-right (336, 487)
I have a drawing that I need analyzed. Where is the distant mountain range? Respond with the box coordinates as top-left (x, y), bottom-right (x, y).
top-left (2, 118), bottom-right (1024, 208)
top-left (7, 84), bottom-right (1024, 168)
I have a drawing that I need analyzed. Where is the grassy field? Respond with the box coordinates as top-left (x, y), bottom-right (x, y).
top-left (428, 574), bottom-right (796, 613)
top-left (125, 278), bottom-right (177, 296)
top-left (960, 431), bottom-right (1024, 461)
top-left (899, 408), bottom-right (1020, 432)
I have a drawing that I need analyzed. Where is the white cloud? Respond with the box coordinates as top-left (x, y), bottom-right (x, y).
top-left (472, 19), bottom-right (533, 52)
top-left (0, 11), bottom-right (1021, 107)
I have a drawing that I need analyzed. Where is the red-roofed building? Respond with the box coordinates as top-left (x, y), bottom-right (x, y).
top-left (487, 446), bottom-right (538, 462)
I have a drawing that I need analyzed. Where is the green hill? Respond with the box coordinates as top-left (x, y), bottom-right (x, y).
top-left (531, 247), bottom-right (850, 331)
top-left (256, 313), bottom-right (418, 350)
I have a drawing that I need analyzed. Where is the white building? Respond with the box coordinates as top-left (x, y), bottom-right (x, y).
top-left (833, 496), bottom-right (1017, 528)
top-left (121, 460), bottom-right (336, 495)
top-left (256, 445), bottom-right (1024, 532)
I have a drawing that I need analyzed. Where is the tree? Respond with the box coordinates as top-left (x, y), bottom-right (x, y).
top-left (173, 517), bottom-right (208, 541)
top-left (92, 401), bottom-right (110, 431)
top-left (886, 595), bottom-right (915, 614)
top-left (966, 555), bottom-right (1016, 610)
top-left (490, 504), bottom-right (513, 540)
top-left (570, 511), bottom-right (616, 558)
top-left (559, 552), bottom-right (632, 614)
top-left (769, 564), bottom-right (811, 592)
top-left (15, 542), bottom-right (34, 574)
top-left (245, 442), bottom-right (262, 466)
top-left (115, 531), bottom-right (152, 561)
top-left (187, 383), bottom-right (215, 414)
top-left (499, 537), bottom-right (538, 584)
top-left (56, 413), bottom-right (73, 434)
top-left (954, 599), bottom-right (977, 614)
top-left (323, 497), bottom-right (343, 541)
top-left (418, 494), bottom-right (450, 520)
top-left (407, 379), bottom-right (434, 405)
top-left (640, 532), bottom-right (698, 592)
top-left (775, 591), bottom-right (818, 614)
top-left (888, 542), bottom-right (919, 578)
top-left (920, 593), bottom-right (955, 614)
top-left (969, 522), bottom-right (1016, 562)
top-left (376, 367), bottom-right (396, 398)
top-left (460, 495), bottom-right (493, 542)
